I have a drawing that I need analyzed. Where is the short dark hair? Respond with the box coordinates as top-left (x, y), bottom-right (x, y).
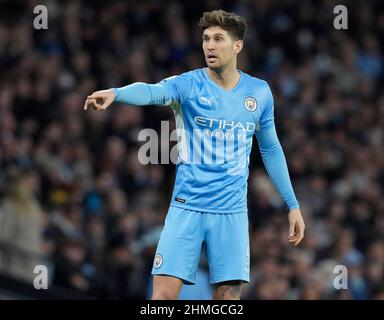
top-left (198, 9), bottom-right (247, 41)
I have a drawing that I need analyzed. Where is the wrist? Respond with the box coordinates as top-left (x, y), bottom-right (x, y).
top-left (111, 88), bottom-right (119, 101)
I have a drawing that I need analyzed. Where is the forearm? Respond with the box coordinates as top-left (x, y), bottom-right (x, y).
top-left (256, 126), bottom-right (299, 209)
top-left (111, 82), bottom-right (172, 106)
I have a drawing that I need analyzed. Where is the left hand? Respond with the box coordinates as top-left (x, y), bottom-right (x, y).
top-left (288, 208), bottom-right (305, 246)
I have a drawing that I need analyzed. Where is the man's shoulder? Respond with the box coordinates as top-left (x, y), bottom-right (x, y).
top-left (240, 71), bottom-right (270, 89)
top-left (175, 68), bottom-right (203, 79)
top-left (163, 68), bottom-right (202, 83)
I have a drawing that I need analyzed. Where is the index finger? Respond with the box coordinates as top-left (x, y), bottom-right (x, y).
top-left (84, 97), bottom-right (98, 110)
top-left (84, 98), bottom-right (89, 110)
top-left (87, 91), bottom-right (105, 99)
top-left (84, 98), bottom-right (93, 110)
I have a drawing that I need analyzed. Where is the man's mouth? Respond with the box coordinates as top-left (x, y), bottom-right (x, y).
top-left (207, 54), bottom-right (218, 62)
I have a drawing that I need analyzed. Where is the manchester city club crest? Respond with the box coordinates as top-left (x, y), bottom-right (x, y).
top-left (154, 253), bottom-right (163, 268)
top-left (244, 96), bottom-right (257, 112)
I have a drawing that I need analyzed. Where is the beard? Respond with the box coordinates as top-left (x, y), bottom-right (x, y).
top-left (206, 57), bottom-right (224, 72)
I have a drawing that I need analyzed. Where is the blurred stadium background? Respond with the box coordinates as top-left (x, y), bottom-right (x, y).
top-left (0, 0), bottom-right (383, 299)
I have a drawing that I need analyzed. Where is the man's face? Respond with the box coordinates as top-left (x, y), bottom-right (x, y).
top-left (202, 26), bottom-right (243, 71)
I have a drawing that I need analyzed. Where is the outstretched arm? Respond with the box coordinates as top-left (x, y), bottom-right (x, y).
top-left (255, 125), bottom-right (305, 246)
top-left (84, 82), bottom-right (173, 111)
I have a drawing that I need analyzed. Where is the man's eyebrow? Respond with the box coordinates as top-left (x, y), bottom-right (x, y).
top-left (202, 33), bottom-right (226, 37)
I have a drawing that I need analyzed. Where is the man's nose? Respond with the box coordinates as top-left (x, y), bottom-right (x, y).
top-left (207, 40), bottom-right (215, 50)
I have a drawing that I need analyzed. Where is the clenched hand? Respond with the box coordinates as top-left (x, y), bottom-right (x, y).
top-left (288, 208), bottom-right (305, 246)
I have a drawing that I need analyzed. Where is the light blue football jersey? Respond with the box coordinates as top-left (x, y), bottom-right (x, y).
top-left (160, 68), bottom-right (274, 214)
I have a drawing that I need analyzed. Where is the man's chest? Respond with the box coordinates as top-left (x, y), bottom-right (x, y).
top-left (184, 85), bottom-right (263, 133)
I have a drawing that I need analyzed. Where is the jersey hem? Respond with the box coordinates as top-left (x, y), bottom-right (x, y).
top-left (170, 202), bottom-right (247, 214)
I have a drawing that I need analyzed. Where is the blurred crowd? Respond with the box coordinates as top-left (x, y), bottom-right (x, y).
top-left (0, 0), bottom-right (383, 299)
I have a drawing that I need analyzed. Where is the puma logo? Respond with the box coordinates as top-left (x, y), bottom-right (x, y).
top-left (199, 96), bottom-right (214, 106)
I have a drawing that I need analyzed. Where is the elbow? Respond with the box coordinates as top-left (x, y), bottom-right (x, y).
top-left (260, 142), bottom-right (283, 156)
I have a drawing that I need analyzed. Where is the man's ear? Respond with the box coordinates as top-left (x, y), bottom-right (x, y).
top-left (234, 40), bottom-right (243, 54)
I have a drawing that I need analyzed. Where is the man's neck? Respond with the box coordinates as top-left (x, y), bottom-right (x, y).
top-left (206, 66), bottom-right (240, 91)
